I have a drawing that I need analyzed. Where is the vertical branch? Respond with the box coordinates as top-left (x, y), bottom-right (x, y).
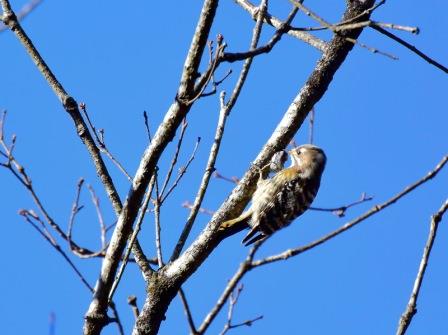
top-left (154, 173), bottom-right (164, 268)
top-left (170, 92), bottom-right (229, 261)
top-left (108, 176), bottom-right (156, 303)
top-left (396, 199), bottom-right (448, 335)
top-left (84, 1), bottom-right (219, 333)
top-left (178, 288), bottom-right (198, 335)
top-left (308, 108), bottom-right (315, 144)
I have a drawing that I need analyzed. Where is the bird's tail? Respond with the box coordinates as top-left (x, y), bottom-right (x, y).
top-left (218, 210), bottom-right (252, 239)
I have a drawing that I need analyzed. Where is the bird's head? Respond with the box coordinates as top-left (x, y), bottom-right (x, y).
top-left (289, 144), bottom-right (326, 178)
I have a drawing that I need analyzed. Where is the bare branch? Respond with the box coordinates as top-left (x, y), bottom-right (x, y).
top-left (0, 130), bottom-right (101, 258)
top-left (178, 288), bottom-right (198, 335)
top-left (213, 171), bottom-right (240, 184)
top-left (197, 244), bottom-right (262, 334)
top-left (154, 174), bottom-right (164, 268)
top-left (127, 295), bottom-right (140, 321)
top-left (182, 201), bottom-right (215, 216)
top-left (160, 137), bottom-right (201, 203)
top-left (87, 184), bottom-right (107, 249)
top-left (219, 284), bottom-right (263, 335)
top-left (159, 118), bottom-right (188, 198)
top-left (290, 0), bottom-right (397, 60)
top-left (221, 5), bottom-right (299, 63)
top-left (143, 111), bottom-right (152, 143)
top-left (308, 108), bottom-right (314, 144)
top-left (108, 175), bottom-right (156, 303)
top-left (310, 192), bottom-right (373, 217)
top-left (233, 0), bottom-right (326, 51)
top-left (0, 0), bottom-right (42, 33)
top-left (85, 1), bottom-right (220, 331)
top-left (171, 91), bottom-right (230, 261)
top-left (19, 210), bottom-right (94, 292)
top-left (396, 199), bottom-right (448, 335)
top-left (371, 25), bottom-right (448, 74)
top-left (80, 103), bottom-right (133, 182)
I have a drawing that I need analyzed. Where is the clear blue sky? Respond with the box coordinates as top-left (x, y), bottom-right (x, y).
top-left (1, 1), bottom-right (447, 334)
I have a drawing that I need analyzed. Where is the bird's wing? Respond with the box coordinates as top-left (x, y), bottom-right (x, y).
top-left (243, 168), bottom-right (304, 245)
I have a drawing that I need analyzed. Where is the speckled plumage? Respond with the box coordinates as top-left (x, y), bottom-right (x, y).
top-left (221, 144), bottom-right (326, 245)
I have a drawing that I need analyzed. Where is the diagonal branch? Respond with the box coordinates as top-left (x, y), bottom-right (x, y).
top-left (396, 199), bottom-right (448, 335)
top-left (84, 1), bottom-right (220, 334)
top-left (233, 0), bottom-right (326, 51)
top-left (0, 0), bottom-right (42, 33)
top-left (170, 91), bottom-right (230, 261)
top-left (371, 25), bottom-right (448, 74)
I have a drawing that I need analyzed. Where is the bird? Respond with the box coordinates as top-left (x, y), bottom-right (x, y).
top-left (220, 144), bottom-right (326, 245)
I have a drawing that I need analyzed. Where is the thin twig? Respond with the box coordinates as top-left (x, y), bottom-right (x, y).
top-left (182, 201), bottom-right (215, 216)
top-left (80, 103), bottom-right (133, 182)
top-left (154, 171), bottom-right (164, 268)
top-left (19, 210), bottom-right (94, 292)
top-left (160, 137), bottom-right (201, 203)
top-left (200, 69), bottom-right (233, 98)
top-left (178, 288), bottom-right (198, 335)
top-left (345, 36), bottom-right (398, 60)
top-left (252, 155), bottom-right (448, 267)
top-left (109, 175), bottom-right (156, 302)
top-left (310, 192), bottom-right (373, 217)
top-left (143, 111), bottom-right (152, 143)
top-left (220, 284), bottom-right (263, 335)
top-left (221, 5), bottom-right (299, 63)
top-left (396, 199), bottom-right (448, 335)
top-left (233, 0), bottom-right (326, 51)
top-left (170, 92), bottom-right (230, 261)
top-left (197, 243), bottom-right (263, 334)
top-left (87, 184), bottom-right (107, 249)
top-left (335, 0), bottom-right (386, 26)
top-left (213, 171), bottom-right (240, 184)
top-left (290, 0), bottom-right (398, 60)
top-left (308, 108), bottom-right (314, 144)
top-left (0, 129), bottom-right (100, 257)
top-left (372, 25), bottom-right (448, 74)
top-left (127, 296), bottom-right (140, 320)
top-left (23, 205), bottom-right (127, 335)
top-left (160, 118), bottom-right (188, 198)
top-left (21, 207), bottom-right (129, 335)
top-left (292, 19), bottom-right (418, 35)
top-left (67, 178), bottom-right (85, 251)
top-left (224, 315), bottom-right (263, 333)
top-left (109, 303), bottom-right (125, 335)
top-left (188, 40), bottom-right (227, 105)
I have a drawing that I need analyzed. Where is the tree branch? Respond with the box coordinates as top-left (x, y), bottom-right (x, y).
top-left (83, 1), bottom-right (220, 334)
top-left (233, 0), bottom-right (326, 51)
top-left (396, 199), bottom-right (448, 335)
